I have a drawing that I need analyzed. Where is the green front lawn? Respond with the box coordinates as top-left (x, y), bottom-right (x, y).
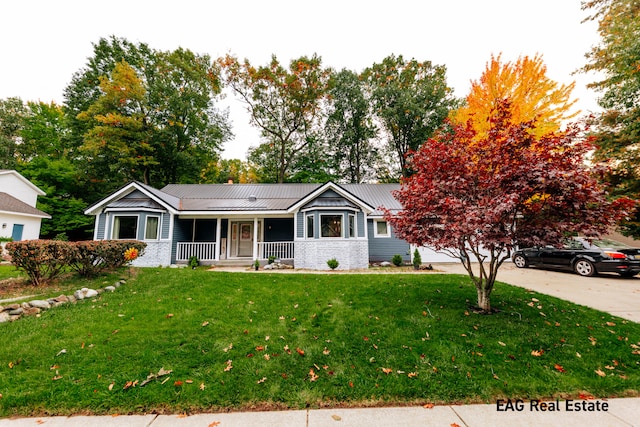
top-left (0, 268), bottom-right (638, 416)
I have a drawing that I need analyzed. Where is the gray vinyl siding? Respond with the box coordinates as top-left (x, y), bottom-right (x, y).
top-left (367, 219), bottom-right (410, 262)
top-left (161, 213), bottom-right (171, 239)
top-left (96, 213), bottom-right (107, 240)
top-left (296, 211), bottom-right (304, 238)
top-left (357, 212), bottom-right (365, 238)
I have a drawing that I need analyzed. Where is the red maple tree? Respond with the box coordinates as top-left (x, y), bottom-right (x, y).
top-left (385, 101), bottom-right (635, 312)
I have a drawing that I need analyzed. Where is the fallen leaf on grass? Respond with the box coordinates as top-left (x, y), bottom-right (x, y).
top-left (255, 345), bottom-right (265, 351)
top-left (554, 364), bottom-right (566, 373)
top-left (606, 321), bottom-right (616, 327)
top-left (296, 347), bottom-right (305, 356)
top-left (56, 349), bottom-right (67, 356)
top-left (223, 344), bottom-right (233, 353)
top-left (201, 321), bottom-right (209, 327)
top-left (309, 369), bottom-right (319, 382)
top-left (595, 369), bottom-right (606, 377)
top-left (382, 368), bottom-right (392, 375)
top-left (323, 347), bottom-right (330, 355)
top-left (257, 377), bottom-right (267, 384)
top-left (108, 383), bottom-right (114, 391)
top-left (498, 341), bottom-right (506, 347)
top-left (174, 381), bottom-right (183, 387)
top-left (200, 383), bottom-right (206, 390)
top-left (531, 349), bottom-right (544, 357)
top-left (224, 360), bottom-right (233, 372)
top-left (407, 372), bottom-right (418, 378)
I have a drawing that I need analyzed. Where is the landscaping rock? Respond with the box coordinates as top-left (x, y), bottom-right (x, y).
top-left (105, 286), bottom-right (116, 292)
top-left (3, 303), bottom-right (20, 311)
top-left (53, 295), bottom-right (69, 303)
top-left (85, 289), bottom-right (99, 298)
top-left (8, 308), bottom-right (23, 316)
top-left (0, 312), bottom-right (10, 323)
top-left (29, 300), bottom-right (51, 310)
top-left (23, 307), bottom-right (41, 316)
top-left (74, 289), bottom-right (85, 300)
top-left (380, 261), bottom-right (392, 267)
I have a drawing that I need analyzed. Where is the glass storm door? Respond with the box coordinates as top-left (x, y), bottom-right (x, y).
top-left (236, 222), bottom-right (253, 257)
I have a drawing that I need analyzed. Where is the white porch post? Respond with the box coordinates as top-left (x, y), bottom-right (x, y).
top-left (215, 218), bottom-right (222, 261)
top-left (253, 217), bottom-right (259, 260)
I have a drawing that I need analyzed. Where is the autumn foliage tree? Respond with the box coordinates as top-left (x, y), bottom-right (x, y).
top-left (385, 101), bottom-right (634, 312)
top-left (451, 54), bottom-right (577, 139)
top-left (580, 0), bottom-right (640, 237)
top-left (218, 54), bottom-right (331, 183)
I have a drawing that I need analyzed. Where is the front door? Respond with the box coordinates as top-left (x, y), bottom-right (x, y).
top-left (11, 224), bottom-right (24, 241)
top-left (230, 222), bottom-right (253, 257)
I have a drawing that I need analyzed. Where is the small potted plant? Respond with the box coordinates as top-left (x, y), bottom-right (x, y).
top-left (254, 259), bottom-right (260, 271)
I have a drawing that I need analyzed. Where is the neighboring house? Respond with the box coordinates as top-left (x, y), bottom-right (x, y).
top-left (0, 170), bottom-right (51, 241)
top-left (84, 181), bottom-right (414, 269)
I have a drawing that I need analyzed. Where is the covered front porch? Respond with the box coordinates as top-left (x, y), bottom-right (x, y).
top-left (173, 217), bottom-right (294, 264)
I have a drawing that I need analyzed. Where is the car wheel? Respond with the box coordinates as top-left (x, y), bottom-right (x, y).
top-left (574, 259), bottom-right (595, 277)
top-left (513, 254), bottom-right (528, 268)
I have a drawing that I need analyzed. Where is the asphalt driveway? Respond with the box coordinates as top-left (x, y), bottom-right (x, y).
top-left (434, 262), bottom-right (640, 323)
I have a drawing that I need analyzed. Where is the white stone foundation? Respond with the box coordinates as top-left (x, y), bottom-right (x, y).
top-left (294, 239), bottom-right (369, 270)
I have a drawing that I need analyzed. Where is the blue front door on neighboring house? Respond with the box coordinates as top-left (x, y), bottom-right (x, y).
top-left (11, 224), bottom-right (23, 241)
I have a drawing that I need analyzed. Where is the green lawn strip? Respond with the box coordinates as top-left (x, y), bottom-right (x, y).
top-left (0, 269), bottom-right (638, 416)
top-left (0, 264), bottom-right (22, 282)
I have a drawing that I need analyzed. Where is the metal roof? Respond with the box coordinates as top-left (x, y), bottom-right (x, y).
top-left (158, 183), bottom-right (402, 214)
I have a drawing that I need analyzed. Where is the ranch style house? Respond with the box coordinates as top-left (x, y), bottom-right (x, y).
top-left (84, 181), bottom-right (423, 270)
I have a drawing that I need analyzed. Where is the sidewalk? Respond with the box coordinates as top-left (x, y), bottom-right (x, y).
top-left (1, 398), bottom-right (639, 426)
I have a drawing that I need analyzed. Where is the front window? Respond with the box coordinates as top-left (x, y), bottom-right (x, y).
top-left (349, 214), bottom-right (355, 238)
top-left (374, 220), bottom-right (390, 238)
top-left (113, 216), bottom-right (138, 239)
top-left (306, 214), bottom-right (315, 238)
top-left (321, 215), bottom-right (342, 238)
top-left (145, 216), bottom-right (159, 240)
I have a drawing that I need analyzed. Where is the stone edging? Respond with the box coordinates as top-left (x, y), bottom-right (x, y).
top-left (0, 279), bottom-right (127, 323)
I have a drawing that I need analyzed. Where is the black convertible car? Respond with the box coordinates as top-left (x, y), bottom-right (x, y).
top-left (512, 238), bottom-right (640, 277)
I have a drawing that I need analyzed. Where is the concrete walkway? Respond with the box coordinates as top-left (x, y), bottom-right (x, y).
top-left (1, 398), bottom-right (639, 426)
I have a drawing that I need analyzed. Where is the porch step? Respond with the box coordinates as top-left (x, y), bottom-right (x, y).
top-left (209, 259), bottom-right (256, 267)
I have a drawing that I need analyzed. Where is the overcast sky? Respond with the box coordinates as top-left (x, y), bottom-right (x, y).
top-left (1, 0), bottom-right (601, 159)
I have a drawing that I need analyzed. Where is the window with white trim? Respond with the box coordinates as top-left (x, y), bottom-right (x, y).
top-left (145, 216), bottom-right (160, 240)
top-left (306, 214), bottom-right (315, 238)
top-left (348, 214), bottom-right (356, 238)
top-left (373, 219), bottom-right (390, 238)
top-left (112, 216), bottom-right (138, 239)
top-left (320, 214), bottom-right (342, 238)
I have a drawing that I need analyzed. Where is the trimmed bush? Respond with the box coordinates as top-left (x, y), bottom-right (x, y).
top-left (327, 258), bottom-right (339, 270)
top-left (391, 254), bottom-right (403, 267)
top-left (6, 240), bottom-right (147, 285)
top-left (413, 248), bottom-right (422, 270)
top-left (6, 240), bottom-right (75, 286)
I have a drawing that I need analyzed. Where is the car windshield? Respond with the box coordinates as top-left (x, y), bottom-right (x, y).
top-left (590, 239), bottom-right (630, 249)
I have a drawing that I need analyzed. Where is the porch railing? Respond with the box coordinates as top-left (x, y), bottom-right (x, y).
top-left (176, 242), bottom-right (217, 262)
top-left (258, 241), bottom-right (294, 260)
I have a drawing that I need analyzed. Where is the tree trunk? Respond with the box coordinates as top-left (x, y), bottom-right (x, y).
top-left (476, 287), bottom-right (491, 312)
